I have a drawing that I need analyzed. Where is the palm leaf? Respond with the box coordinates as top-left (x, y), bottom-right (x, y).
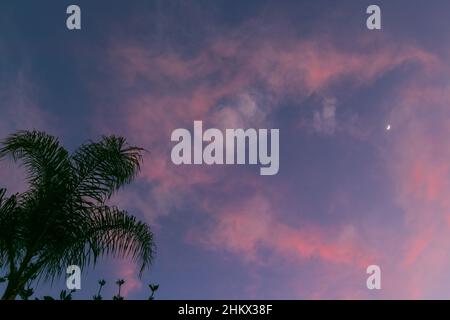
top-left (34, 205), bottom-right (154, 280)
top-left (0, 189), bottom-right (19, 267)
top-left (0, 131), bottom-right (71, 191)
top-left (71, 136), bottom-right (143, 205)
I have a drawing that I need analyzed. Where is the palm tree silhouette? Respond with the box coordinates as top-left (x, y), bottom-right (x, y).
top-left (0, 131), bottom-right (155, 300)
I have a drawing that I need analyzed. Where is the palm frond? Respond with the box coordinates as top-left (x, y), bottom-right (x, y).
top-left (0, 131), bottom-right (71, 190)
top-left (0, 189), bottom-right (20, 268)
top-left (34, 205), bottom-right (154, 280)
top-left (84, 206), bottom-right (155, 275)
top-left (71, 136), bottom-right (143, 205)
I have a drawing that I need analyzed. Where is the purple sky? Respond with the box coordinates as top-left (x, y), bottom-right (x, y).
top-left (1, 0), bottom-right (450, 299)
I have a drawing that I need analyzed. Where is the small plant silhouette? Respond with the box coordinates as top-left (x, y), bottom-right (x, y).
top-left (113, 279), bottom-right (125, 300)
top-left (37, 289), bottom-right (75, 300)
top-left (148, 284), bottom-right (159, 300)
top-left (59, 289), bottom-right (76, 300)
top-left (19, 287), bottom-right (34, 300)
top-left (93, 279), bottom-right (106, 300)
top-left (27, 279), bottom-right (159, 300)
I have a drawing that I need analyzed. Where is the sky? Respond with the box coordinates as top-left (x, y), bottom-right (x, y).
top-left (1, 0), bottom-right (450, 299)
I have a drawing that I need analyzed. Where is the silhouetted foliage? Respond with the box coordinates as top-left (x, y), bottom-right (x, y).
top-left (0, 131), bottom-right (155, 300)
top-left (148, 284), bottom-right (159, 300)
top-left (19, 287), bottom-right (34, 300)
top-left (93, 279), bottom-right (106, 300)
top-left (31, 279), bottom-right (159, 300)
top-left (113, 279), bottom-right (125, 300)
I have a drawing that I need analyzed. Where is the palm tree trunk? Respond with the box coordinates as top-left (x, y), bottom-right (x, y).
top-left (1, 253), bottom-right (34, 300)
top-left (1, 277), bottom-right (21, 300)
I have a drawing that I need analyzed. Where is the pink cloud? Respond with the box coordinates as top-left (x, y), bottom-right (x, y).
top-left (88, 25), bottom-right (448, 298)
top-left (376, 64), bottom-right (450, 297)
top-left (190, 195), bottom-right (374, 268)
top-left (94, 32), bottom-right (439, 218)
